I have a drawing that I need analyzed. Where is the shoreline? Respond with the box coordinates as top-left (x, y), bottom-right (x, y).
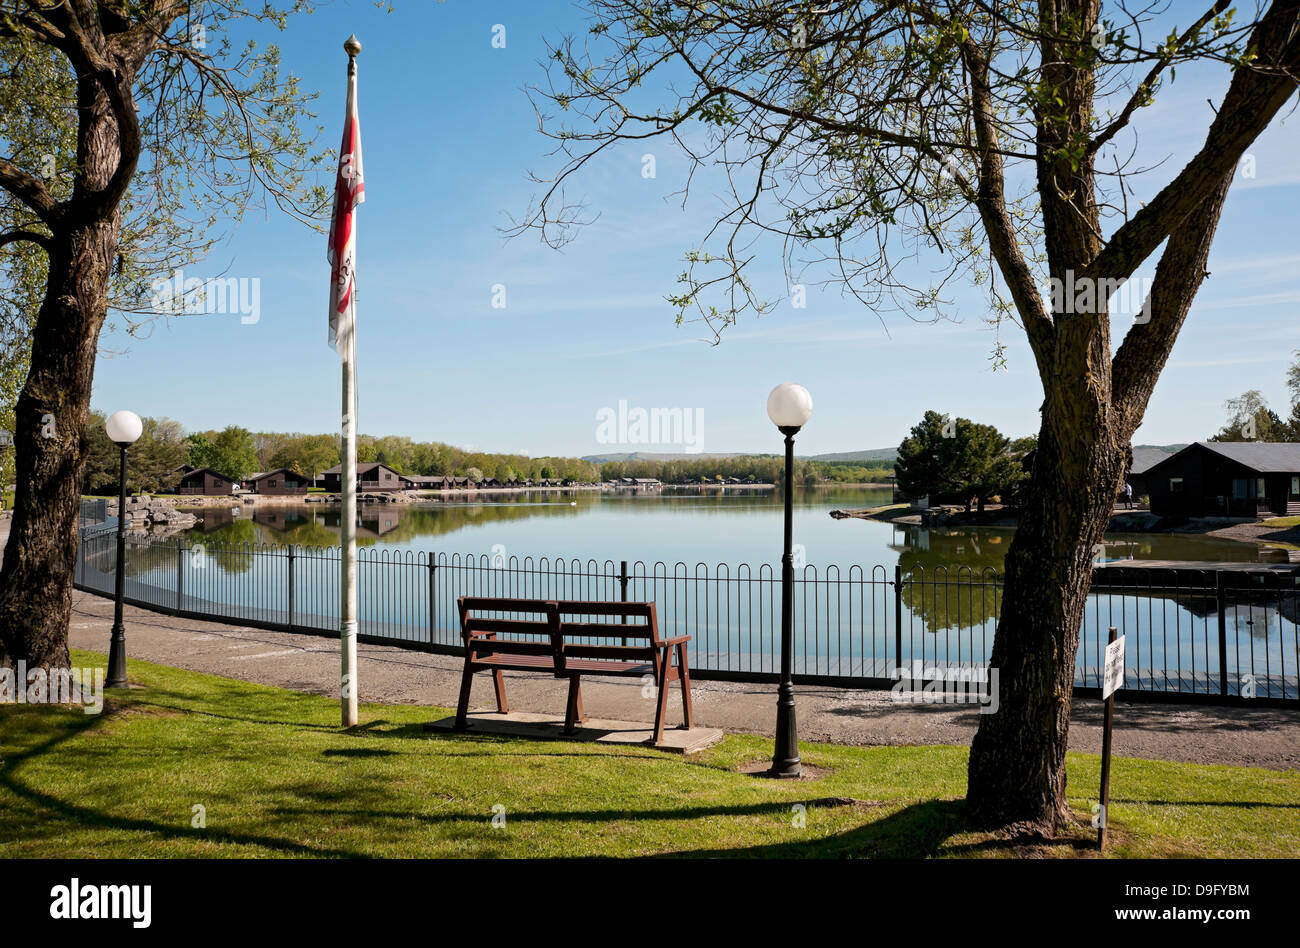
top-left (88, 484), bottom-right (604, 510)
top-left (835, 503), bottom-right (1300, 555)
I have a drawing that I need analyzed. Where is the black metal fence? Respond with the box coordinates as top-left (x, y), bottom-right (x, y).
top-left (74, 532), bottom-right (1300, 703)
top-left (78, 498), bottom-right (108, 529)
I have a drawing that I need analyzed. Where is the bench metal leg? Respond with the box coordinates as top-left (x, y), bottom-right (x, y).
top-left (676, 642), bottom-right (694, 730)
top-left (564, 676), bottom-right (585, 734)
top-left (492, 669), bottom-right (509, 714)
top-left (454, 654), bottom-right (475, 730)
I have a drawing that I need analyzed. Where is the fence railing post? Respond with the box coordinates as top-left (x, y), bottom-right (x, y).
top-left (428, 556), bottom-right (437, 646)
top-left (1216, 570), bottom-right (1228, 697)
top-left (894, 564), bottom-right (904, 673)
top-left (619, 559), bottom-right (629, 645)
top-left (175, 540), bottom-right (184, 616)
top-left (287, 544), bottom-right (296, 632)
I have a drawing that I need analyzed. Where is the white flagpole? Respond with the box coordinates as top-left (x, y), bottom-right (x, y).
top-left (340, 35), bottom-right (361, 728)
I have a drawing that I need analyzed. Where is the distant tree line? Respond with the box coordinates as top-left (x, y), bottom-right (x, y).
top-left (893, 411), bottom-right (1034, 512)
top-left (598, 456), bottom-right (893, 485)
top-left (601, 456), bottom-right (787, 484)
top-left (80, 416), bottom-right (605, 494)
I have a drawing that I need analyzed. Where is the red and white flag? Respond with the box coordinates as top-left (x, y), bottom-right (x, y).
top-left (327, 62), bottom-right (365, 357)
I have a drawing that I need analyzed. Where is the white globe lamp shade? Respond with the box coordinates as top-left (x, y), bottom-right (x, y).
top-left (105, 409), bottom-right (143, 445)
top-left (766, 383), bottom-right (813, 430)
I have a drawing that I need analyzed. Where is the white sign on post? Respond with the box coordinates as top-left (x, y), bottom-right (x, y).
top-left (1102, 635), bottom-right (1126, 699)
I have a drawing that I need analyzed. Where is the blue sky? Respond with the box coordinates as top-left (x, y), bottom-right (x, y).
top-left (91, 0), bottom-right (1300, 457)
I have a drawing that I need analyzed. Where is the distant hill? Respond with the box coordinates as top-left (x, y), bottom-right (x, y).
top-left (806, 448), bottom-right (897, 464)
top-left (585, 444), bottom-right (1184, 466)
top-left (1133, 443), bottom-right (1187, 453)
top-left (581, 451), bottom-right (770, 463)
top-left (583, 448), bottom-right (897, 464)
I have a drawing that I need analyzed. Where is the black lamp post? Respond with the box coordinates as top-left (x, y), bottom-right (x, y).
top-left (104, 409), bottom-right (142, 689)
top-left (766, 382), bottom-right (813, 778)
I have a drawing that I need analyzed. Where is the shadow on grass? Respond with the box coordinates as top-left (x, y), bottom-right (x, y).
top-left (679, 799), bottom-right (971, 857)
top-left (680, 800), bottom-right (1100, 858)
top-left (1109, 797), bottom-right (1300, 809)
top-left (0, 705), bottom-right (373, 858)
top-left (321, 747), bottom-right (398, 759)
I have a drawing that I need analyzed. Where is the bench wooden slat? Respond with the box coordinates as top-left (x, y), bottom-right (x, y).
top-left (563, 643), bottom-right (656, 660)
top-left (562, 657), bottom-right (653, 674)
top-left (460, 596), bottom-right (557, 614)
top-left (471, 653), bottom-right (557, 669)
top-left (467, 639), bottom-right (555, 657)
top-left (557, 622), bottom-right (653, 640)
top-left (555, 600), bottom-right (657, 618)
top-left (465, 617), bottom-right (554, 636)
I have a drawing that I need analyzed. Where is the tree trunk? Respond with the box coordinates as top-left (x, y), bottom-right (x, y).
top-left (965, 404), bottom-right (1126, 833)
top-left (0, 220), bottom-right (117, 670)
top-left (0, 64), bottom-right (126, 671)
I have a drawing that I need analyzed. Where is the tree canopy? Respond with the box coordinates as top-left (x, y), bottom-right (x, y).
top-left (895, 411), bottom-right (1027, 509)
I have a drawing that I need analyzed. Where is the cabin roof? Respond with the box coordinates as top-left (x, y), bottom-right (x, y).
top-left (1128, 446), bottom-right (1178, 475)
top-left (179, 467), bottom-right (234, 482)
top-left (1148, 441), bottom-right (1300, 475)
top-left (321, 461), bottom-right (398, 475)
top-left (247, 468), bottom-right (306, 483)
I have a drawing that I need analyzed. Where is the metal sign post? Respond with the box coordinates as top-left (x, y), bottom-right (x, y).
top-left (1098, 626), bottom-right (1124, 850)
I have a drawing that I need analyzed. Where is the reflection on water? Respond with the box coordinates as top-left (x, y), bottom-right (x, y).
top-left (181, 486), bottom-right (1263, 572)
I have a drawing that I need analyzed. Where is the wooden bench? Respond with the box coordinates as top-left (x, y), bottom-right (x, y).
top-left (454, 596), bottom-right (693, 744)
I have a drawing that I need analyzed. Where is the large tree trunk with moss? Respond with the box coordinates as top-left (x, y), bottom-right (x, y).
top-left (0, 75), bottom-right (125, 671)
top-left (0, 226), bottom-right (116, 670)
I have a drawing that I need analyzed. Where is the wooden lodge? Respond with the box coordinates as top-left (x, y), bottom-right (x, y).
top-left (400, 474), bottom-right (444, 490)
top-left (1123, 446), bottom-right (1175, 500)
top-left (246, 468), bottom-right (311, 495)
top-left (1145, 442), bottom-right (1300, 519)
top-left (177, 467), bottom-right (237, 496)
top-left (319, 461), bottom-right (404, 493)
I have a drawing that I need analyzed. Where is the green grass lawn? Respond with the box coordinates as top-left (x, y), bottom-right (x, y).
top-left (1, 651), bottom-right (1297, 858)
top-left (1263, 516), bottom-right (1300, 528)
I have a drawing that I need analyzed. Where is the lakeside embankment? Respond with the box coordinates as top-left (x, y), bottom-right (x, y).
top-left (834, 503), bottom-right (1300, 556)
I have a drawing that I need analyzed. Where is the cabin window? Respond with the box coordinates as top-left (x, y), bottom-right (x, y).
top-left (1258, 478), bottom-right (1267, 499)
top-left (1292, 476), bottom-right (1299, 496)
top-left (1169, 478), bottom-right (1184, 494)
top-left (1232, 478), bottom-right (1252, 500)
top-left (269, 480), bottom-right (277, 488)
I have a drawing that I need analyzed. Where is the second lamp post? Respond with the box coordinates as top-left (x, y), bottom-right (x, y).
top-left (766, 382), bottom-right (812, 778)
top-left (105, 409), bottom-right (142, 689)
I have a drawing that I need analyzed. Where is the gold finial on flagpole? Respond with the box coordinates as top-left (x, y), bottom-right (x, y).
top-left (344, 34), bottom-right (362, 58)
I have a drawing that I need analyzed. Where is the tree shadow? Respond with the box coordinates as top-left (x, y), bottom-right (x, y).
top-left (678, 798), bottom-right (971, 857)
top-left (320, 747), bottom-right (398, 759)
top-left (0, 705), bottom-right (372, 858)
top-left (1109, 797), bottom-right (1300, 809)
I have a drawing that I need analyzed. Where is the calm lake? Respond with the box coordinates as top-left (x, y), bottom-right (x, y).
top-left (176, 485), bottom-right (1262, 570)
top-left (79, 486), bottom-right (1294, 698)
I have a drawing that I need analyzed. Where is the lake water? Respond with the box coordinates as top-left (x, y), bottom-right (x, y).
top-left (81, 486), bottom-right (1287, 699)
top-left (176, 485), bottom-right (1262, 570)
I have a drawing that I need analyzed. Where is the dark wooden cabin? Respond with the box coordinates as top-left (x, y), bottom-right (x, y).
top-left (177, 467), bottom-right (237, 496)
top-left (247, 468), bottom-right (311, 495)
top-left (1123, 446), bottom-right (1178, 500)
top-left (1145, 442), bottom-right (1300, 518)
top-left (319, 461), bottom-right (404, 492)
